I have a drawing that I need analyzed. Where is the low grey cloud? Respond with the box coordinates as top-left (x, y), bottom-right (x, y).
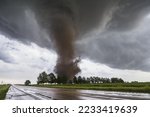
top-left (0, 51), bottom-right (14, 63)
top-left (0, 39), bottom-right (16, 63)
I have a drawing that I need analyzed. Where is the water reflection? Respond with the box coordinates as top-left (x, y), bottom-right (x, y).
top-left (51, 89), bottom-right (81, 100)
top-left (18, 86), bottom-right (150, 100)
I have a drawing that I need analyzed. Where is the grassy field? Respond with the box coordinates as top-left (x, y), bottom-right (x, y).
top-left (33, 83), bottom-right (150, 93)
top-left (0, 85), bottom-right (10, 100)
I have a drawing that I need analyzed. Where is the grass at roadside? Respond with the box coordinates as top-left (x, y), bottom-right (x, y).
top-left (32, 83), bottom-right (150, 93)
top-left (0, 85), bottom-right (10, 100)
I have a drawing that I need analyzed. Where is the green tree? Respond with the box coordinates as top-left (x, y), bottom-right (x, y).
top-left (25, 80), bottom-right (31, 86)
top-left (37, 71), bottom-right (48, 84)
top-left (111, 77), bottom-right (124, 83)
top-left (73, 76), bottom-right (78, 84)
top-left (77, 76), bottom-right (83, 84)
top-left (118, 78), bottom-right (124, 83)
top-left (86, 78), bottom-right (91, 84)
top-left (37, 74), bottom-right (43, 84)
top-left (90, 77), bottom-right (94, 84)
top-left (47, 73), bottom-right (56, 83)
top-left (57, 75), bottom-right (68, 84)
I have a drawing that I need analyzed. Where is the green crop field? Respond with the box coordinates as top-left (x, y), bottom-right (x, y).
top-left (33, 82), bottom-right (150, 93)
top-left (0, 85), bottom-right (10, 100)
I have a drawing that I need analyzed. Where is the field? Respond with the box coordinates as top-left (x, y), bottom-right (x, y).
top-left (33, 83), bottom-right (150, 93)
top-left (0, 85), bottom-right (10, 100)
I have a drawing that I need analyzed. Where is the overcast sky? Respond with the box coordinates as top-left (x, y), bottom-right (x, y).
top-left (1, 0), bottom-right (150, 84)
top-left (1, 13), bottom-right (150, 84)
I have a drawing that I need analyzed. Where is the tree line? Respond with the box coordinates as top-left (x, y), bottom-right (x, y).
top-left (37, 71), bottom-right (125, 84)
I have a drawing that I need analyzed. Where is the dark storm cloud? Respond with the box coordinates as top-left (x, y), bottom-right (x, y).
top-left (0, 0), bottom-right (150, 72)
top-left (0, 1), bottom-right (52, 49)
top-left (77, 17), bottom-right (150, 71)
top-left (108, 0), bottom-right (150, 31)
top-left (0, 0), bottom-right (150, 39)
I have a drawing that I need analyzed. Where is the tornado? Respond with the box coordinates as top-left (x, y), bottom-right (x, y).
top-left (50, 15), bottom-right (81, 83)
top-left (34, 0), bottom-right (81, 83)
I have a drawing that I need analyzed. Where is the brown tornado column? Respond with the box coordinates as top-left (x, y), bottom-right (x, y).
top-left (50, 15), bottom-right (80, 83)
